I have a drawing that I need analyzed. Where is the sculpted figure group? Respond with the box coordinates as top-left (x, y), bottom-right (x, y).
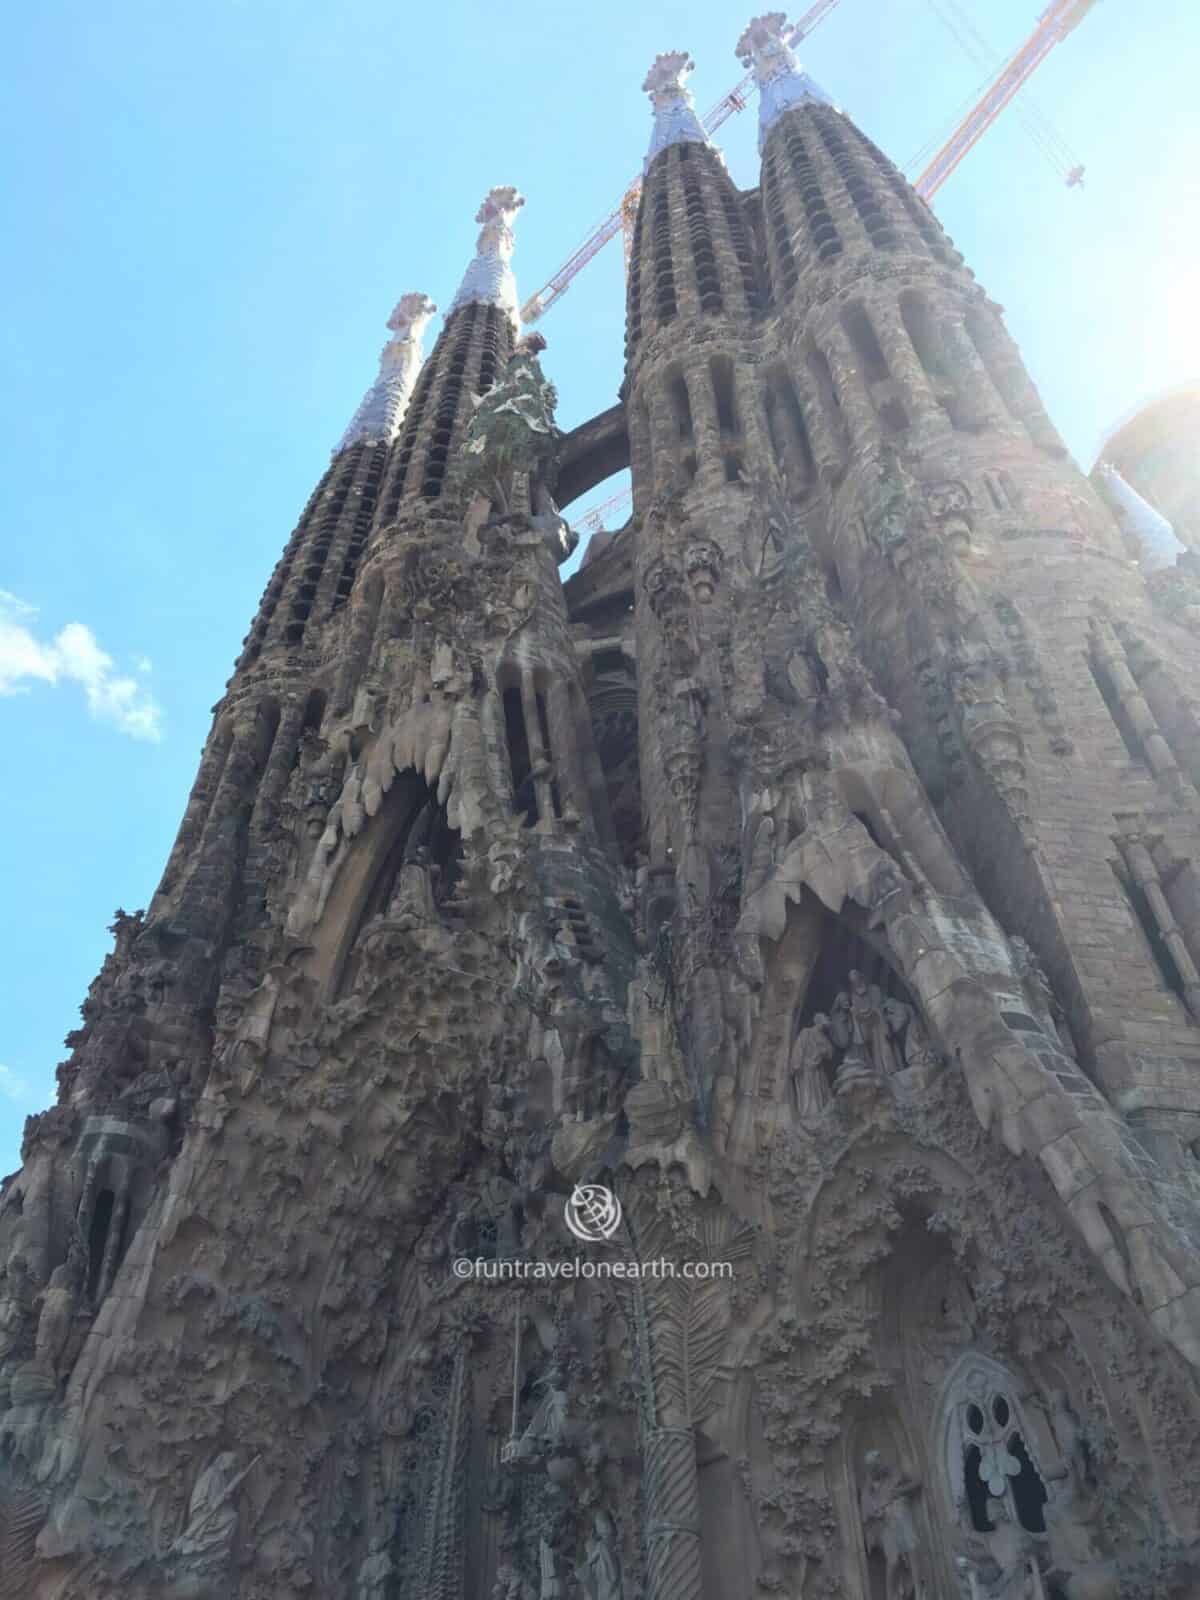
top-left (789, 973), bottom-right (943, 1120)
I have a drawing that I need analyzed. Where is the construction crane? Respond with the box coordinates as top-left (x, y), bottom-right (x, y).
top-left (571, 485), bottom-right (635, 538)
top-left (914, 0), bottom-right (1099, 198)
top-left (520, 0), bottom-right (843, 326)
top-left (915, 0), bottom-right (1086, 189)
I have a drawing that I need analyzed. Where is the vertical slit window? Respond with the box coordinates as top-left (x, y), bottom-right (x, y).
top-left (680, 153), bottom-right (723, 314)
top-left (859, 132), bottom-right (961, 265)
top-left (669, 372), bottom-right (695, 443)
top-left (504, 686), bottom-right (538, 827)
top-left (811, 111), bottom-right (897, 250)
top-left (420, 305), bottom-right (479, 500)
top-left (1088, 651), bottom-right (1147, 766)
top-left (711, 356), bottom-right (737, 436)
top-left (965, 310), bottom-right (1022, 424)
top-left (717, 187), bottom-right (761, 310)
top-left (535, 691), bottom-right (562, 818)
top-left (782, 127), bottom-right (843, 261)
top-left (667, 371), bottom-right (697, 484)
top-left (763, 154), bottom-right (799, 297)
top-left (842, 304), bottom-right (891, 385)
top-left (652, 188), bottom-right (677, 325)
top-left (807, 343), bottom-right (850, 460)
top-left (764, 368), bottom-right (816, 498)
top-left (1114, 863), bottom-right (1187, 1001)
top-left (626, 195), bottom-right (645, 353)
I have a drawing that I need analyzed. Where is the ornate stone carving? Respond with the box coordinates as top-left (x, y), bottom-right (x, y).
top-left (735, 11), bottom-right (833, 151)
top-left (336, 291), bottom-right (436, 453)
top-left (449, 185), bottom-right (525, 325)
top-left (642, 52), bottom-right (710, 170)
top-left (859, 1448), bottom-right (924, 1600)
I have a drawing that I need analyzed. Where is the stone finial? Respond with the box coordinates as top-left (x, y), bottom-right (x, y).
top-left (642, 52), bottom-right (711, 173)
top-left (335, 292), bottom-right (436, 454)
top-left (448, 186), bottom-right (526, 330)
top-left (736, 13), bottom-right (835, 153)
top-left (1095, 462), bottom-right (1188, 571)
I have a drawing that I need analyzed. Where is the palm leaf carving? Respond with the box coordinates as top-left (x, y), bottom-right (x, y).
top-left (0, 1480), bottom-right (48, 1600)
top-left (625, 1205), bottom-right (758, 1426)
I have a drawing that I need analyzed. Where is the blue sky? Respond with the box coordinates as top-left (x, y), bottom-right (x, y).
top-left (1, 0), bottom-right (1198, 1172)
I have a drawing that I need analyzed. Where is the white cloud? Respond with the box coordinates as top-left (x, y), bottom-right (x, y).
top-left (0, 591), bottom-right (164, 742)
top-left (0, 1065), bottom-right (32, 1106)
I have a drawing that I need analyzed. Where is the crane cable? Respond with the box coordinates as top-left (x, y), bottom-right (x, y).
top-left (909, 0), bottom-right (1084, 183)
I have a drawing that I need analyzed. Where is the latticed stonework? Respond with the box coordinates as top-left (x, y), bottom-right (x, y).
top-left (5, 20), bottom-right (1200, 1600)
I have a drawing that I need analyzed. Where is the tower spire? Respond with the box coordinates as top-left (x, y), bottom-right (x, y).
top-left (335, 292), bottom-right (436, 453)
top-left (736, 12), bottom-right (834, 153)
top-left (1095, 461), bottom-right (1189, 570)
top-left (448, 185), bottom-right (525, 331)
top-left (642, 52), bottom-right (712, 172)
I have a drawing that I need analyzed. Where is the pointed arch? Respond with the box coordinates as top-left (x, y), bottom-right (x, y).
top-left (311, 770), bottom-right (445, 998)
top-left (935, 1353), bottom-right (1050, 1540)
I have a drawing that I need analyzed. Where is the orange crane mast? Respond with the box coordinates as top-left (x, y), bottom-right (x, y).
top-left (914, 0), bottom-right (1099, 197)
top-left (520, 0), bottom-right (843, 325)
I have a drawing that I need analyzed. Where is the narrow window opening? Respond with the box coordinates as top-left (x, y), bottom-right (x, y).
top-left (504, 687), bottom-right (538, 827)
top-left (964, 1444), bottom-right (995, 1532)
top-left (87, 1189), bottom-right (116, 1303)
top-left (652, 190), bottom-right (677, 325)
top-left (842, 304), bottom-right (890, 385)
top-left (711, 356), bottom-right (738, 436)
top-left (764, 368), bottom-right (816, 498)
top-left (1089, 656), bottom-right (1147, 766)
top-left (878, 398), bottom-right (910, 435)
top-left (667, 369), bottom-right (697, 481)
top-left (807, 344), bottom-right (850, 460)
top-left (534, 691), bottom-right (561, 819)
top-left (965, 309), bottom-right (1023, 425)
top-left (1007, 1434), bottom-right (1048, 1533)
top-left (984, 474), bottom-right (1006, 512)
top-left (1115, 863), bottom-right (1187, 1001)
top-left (899, 293), bottom-right (948, 381)
top-left (302, 690), bottom-right (326, 736)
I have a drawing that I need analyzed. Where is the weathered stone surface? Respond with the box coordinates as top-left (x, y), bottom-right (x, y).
top-left (5, 36), bottom-right (1200, 1600)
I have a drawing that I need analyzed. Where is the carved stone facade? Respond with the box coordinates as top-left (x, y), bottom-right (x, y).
top-left (4, 19), bottom-right (1200, 1599)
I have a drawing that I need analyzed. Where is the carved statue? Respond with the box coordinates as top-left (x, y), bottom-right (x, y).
top-left (494, 1564), bottom-right (534, 1600)
top-left (860, 1448), bottom-right (923, 1600)
top-left (790, 1014), bottom-right (834, 1121)
top-left (956, 1544), bottom-right (1041, 1600)
top-left (539, 1536), bottom-right (564, 1599)
top-left (0, 1248), bottom-right (36, 1364)
top-left (882, 997), bottom-right (941, 1074)
top-left (355, 1535), bottom-right (396, 1599)
top-left (579, 1509), bottom-right (623, 1600)
top-left (456, 332), bottom-right (573, 555)
top-left (172, 1451), bottom-right (255, 1569)
top-left (516, 1362), bottom-right (572, 1455)
top-left (33, 1233), bottom-right (86, 1377)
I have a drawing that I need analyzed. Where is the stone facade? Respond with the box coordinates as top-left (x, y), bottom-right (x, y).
top-left (4, 22), bottom-right (1200, 1600)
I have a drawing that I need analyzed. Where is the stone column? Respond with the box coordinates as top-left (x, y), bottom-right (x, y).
top-left (819, 324), bottom-right (878, 449)
top-left (1116, 827), bottom-right (1200, 1019)
top-left (685, 362), bottom-right (724, 496)
top-left (644, 1426), bottom-right (702, 1600)
top-left (940, 310), bottom-right (1010, 431)
top-left (871, 300), bottom-right (946, 444)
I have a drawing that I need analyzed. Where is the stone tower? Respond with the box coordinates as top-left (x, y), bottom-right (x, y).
top-left (5, 18), bottom-right (1200, 1599)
